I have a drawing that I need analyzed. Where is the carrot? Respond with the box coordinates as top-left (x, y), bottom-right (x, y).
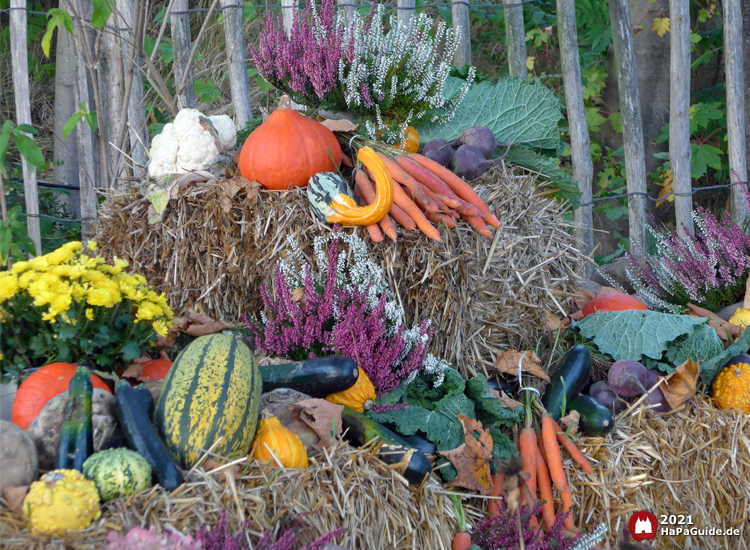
top-left (360, 166), bottom-right (417, 231)
top-left (519, 427), bottom-right (538, 506)
top-left (487, 472), bottom-right (505, 516)
top-left (452, 532), bottom-right (472, 550)
top-left (535, 443), bottom-right (556, 531)
top-left (541, 413), bottom-right (576, 532)
top-left (425, 209), bottom-right (456, 228)
top-left (554, 421), bottom-right (594, 475)
top-left (365, 223), bottom-right (384, 242)
top-left (341, 153), bottom-right (353, 168)
top-left (392, 182), bottom-right (441, 242)
top-left (354, 169), bottom-right (398, 241)
top-left (395, 155), bottom-right (462, 201)
top-left (409, 153), bottom-right (502, 229)
top-left (375, 151), bottom-right (439, 214)
top-left (421, 186), bottom-right (460, 218)
top-left (464, 215), bottom-right (492, 238)
top-left (536, 428), bottom-right (548, 465)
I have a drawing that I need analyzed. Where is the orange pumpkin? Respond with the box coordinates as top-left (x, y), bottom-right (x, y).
top-left (139, 359), bottom-right (173, 381)
top-left (11, 363), bottom-right (112, 430)
top-left (400, 126), bottom-right (420, 153)
top-left (581, 293), bottom-right (648, 317)
top-left (238, 109), bottom-right (342, 190)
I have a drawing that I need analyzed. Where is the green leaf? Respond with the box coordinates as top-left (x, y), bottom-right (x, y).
top-left (0, 226), bottom-right (12, 264)
top-left (0, 130), bottom-right (10, 164)
top-left (418, 77), bottom-right (563, 150)
top-left (503, 146), bottom-right (581, 208)
top-left (573, 310), bottom-right (710, 361)
top-left (121, 340), bottom-right (142, 362)
top-left (608, 113), bottom-right (623, 133)
top-left (15, 124), bottom-right (39, 135)
top-left (57, 324), bottom-right (78, 341)
top-left (691, 143), bottom-right (723, 179)
top-left (605, 205), bottom-right (629, 221)
top-left (85, 110), bottom-right (98, 132)
top-left (63, 112), bottom-right (85, 139)
top-left (91, 0), bottom-right (112, 29)
top-left (585, 107), bottom-right (607, 133)
top-left (465, 375), bottom-right (525, 428)
top-left (489, 425), bottom-right (517, 464)
top-left (700, 328), bottom-right (750, 384)
top-left (664, 323), bottom-right (724, 368)
top-left (14, 134), bottom-right (46, 169)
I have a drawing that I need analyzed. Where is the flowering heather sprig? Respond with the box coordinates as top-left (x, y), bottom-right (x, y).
top-left (250, 0), bottom-right (475, 144)
top-left (194, 512), bottom-right (249, 550)
top-left (624, 185), bottom-right (750, 312)
top-left (371, 402), bottom-right (410, 413)
top-left (245, 231), bottom-right (447, 392)
top-left (470, 504), bottom-right (602, 550)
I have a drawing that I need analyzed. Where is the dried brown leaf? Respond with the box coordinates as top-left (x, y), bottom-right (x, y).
top-left (438, 414), bottom-right (494, 495)
top-left (569, 310), bottom-right (585, 322)
top-left (203, 459), bottom-right (242, 479)
top-left (292, 399), bottom-right (344, 449)
top-left (121, 362), bottom-right (145, 379)
top-left (661, 358), bottom-right (700, 409)
top-left (559, 410), bottom-right (580, 436)
top-left (488, 387), bottom-right (525, 410)
top-left (545, 311), bottom-right (569, 332)
top-left (319, 118), bottom-right (358, 132)
top-left (291, 288), bottom-right (306, 308)
top-left (686, 303), bottom-right (742, 344)
top-left (495, 350), bottom-right (550, 383)
top-left (3, 486), bottom-right (29, 517)
top-left (183, 311), bottom-right (235, 337)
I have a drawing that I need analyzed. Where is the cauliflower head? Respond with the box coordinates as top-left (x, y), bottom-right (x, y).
top-left (148, 109), bottom-right (237, 177)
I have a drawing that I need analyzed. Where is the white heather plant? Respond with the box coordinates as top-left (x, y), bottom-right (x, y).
top-left (250, 0), bottom-right (475, 144)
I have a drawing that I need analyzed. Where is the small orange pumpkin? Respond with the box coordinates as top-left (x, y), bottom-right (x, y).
top-left (326, 367), bottom-right (376, 412)
top-left (238, 109), bottom-right (342, 190)
top-left (713, 361), bottom-right (750, 414)
top-left (250, 415), bottom-right (309, 468)
top-left (375, 126), bottom-right (420, 153)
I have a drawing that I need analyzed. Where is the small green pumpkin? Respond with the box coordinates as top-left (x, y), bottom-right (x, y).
top-left (307, 172), bottom-right (356, 222)
top-left (82, 448), bottom-right (152, 502)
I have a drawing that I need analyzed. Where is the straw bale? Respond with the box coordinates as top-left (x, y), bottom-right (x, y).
top-left (0, 443), bottom-right (462, 550)
top-left (569, 395), bottom-right (750, 550)
top-left (94, 164), bottom-right (588, 377)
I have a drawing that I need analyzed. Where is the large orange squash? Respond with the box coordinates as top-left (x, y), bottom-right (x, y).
top-left (238, 109), bottom-right (342, 190)
top-left (581, 292), bottom-right (648, 318)
top-left (11, 362), bottom-right (112, 430)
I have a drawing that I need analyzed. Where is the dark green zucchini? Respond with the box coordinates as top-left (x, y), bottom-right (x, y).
top-left (260, 356), bottom-right (359, 397)
top-left (57, 366), bottom-right (94, 471)
top-left (568, 395), bottom-right (615, 436)
top-left (114, 380), bottom-right (184, 492)
top-left (379, 422), bottom-right (436, 456)
top-left (341, 407), bottom-right (432, 485)
top-left (542, 346), bottom-right (592, 420)
top-left (487, 378), bottom-right (515, 395)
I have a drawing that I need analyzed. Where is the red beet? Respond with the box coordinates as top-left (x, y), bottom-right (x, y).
top-left (608, 359), bottom-right (649, 397)
top-left (422, 138), bottom-right (454, 167)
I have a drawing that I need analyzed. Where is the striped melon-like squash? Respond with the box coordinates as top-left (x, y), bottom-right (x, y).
top-left (154, 334), bottom-right (262, 468)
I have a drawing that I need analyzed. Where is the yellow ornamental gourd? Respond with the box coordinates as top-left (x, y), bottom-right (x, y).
top-left (250, 415), bottom-right (309, 469)
top-left (24, 469), bottom-right (101, 536)
top-left (326, 368), bottom-right (376, 412)
top-left (728, 277), bottom-right (750, 328)
top-left (713, 361), bottom-right (750, 414)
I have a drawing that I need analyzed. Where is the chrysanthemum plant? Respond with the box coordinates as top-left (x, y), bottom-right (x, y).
top-left (251, 0), bottom-right (475, 144)
top-left (0, 241), bottom-right (173, 380)
top-left (243, 230), bottom-right (448, 394)
top-left (613, 184), bottom-right (750, 313)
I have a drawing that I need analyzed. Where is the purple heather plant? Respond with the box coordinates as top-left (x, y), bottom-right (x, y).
top-left (620, 183), bottom-right (750, 312)
top-left (243, 231), bottom-right (441, 393)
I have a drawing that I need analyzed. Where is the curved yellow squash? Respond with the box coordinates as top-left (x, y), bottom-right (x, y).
top-left (326, 146), bottom-right (394, 226)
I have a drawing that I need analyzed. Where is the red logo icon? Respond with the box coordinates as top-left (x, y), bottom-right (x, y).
top-left (627, 510), bottom-right (658, 541)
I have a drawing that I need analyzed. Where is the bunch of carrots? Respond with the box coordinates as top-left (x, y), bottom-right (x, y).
top-left (343, 144), bottom-right (501, 243)
top-left (486, 398), bottom-right (595, 536)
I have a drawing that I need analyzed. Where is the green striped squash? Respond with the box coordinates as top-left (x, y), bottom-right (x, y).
top-left (154, 334), bottom-right (262, 468)
top-left (82, 448), bottom-right (152, 502)
top-left (307, 172), bottom-right (354, 222)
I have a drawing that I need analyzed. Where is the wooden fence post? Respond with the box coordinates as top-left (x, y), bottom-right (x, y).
top-left (503, 0), bottom-right (527, 79)
top-left (451, 0), bottom-right (471, 68)
top-left (221, 0), bottom-right (253, 130)
top-left (724, 0), bottom-right (748, 225)
top-left (9, 0), bottom-right (42, 255)
top-left (100, 9), bottom-right (125, 187)
top-left (556, 0), bottom-right (594, 271)
top-left (339, 0), bottom-right (357, 26)
top-left (609, 0), bottom-right (648, 253)
top-left (171, 0), bottom-right (197, 110)
top-left (670, 0), bottom-right (693, 237)
top-left (281, 0), bottom-right (298, 37)
top-left (397, 0), bottom-right (414, 25)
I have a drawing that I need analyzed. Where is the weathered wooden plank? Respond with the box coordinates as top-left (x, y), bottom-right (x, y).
top-left (452, 0), bottom-right (471, 68)
top-left (281, 0), bottom-right (298, 37)
top-left (503, 0), bottom-right (527, 79)
top-left (724, 0), bottom-right (748, 225)
top-left (557, 0), bottom-right (594, 271)
top-left (99, 5), bottom-right (125, 187)
top-left (670, 0), bottom-right (693, 237)
top-left (396, 0), bottom-right (413, 25)
top-left (9, 0), bottom-right (41, 255)
top-left (609, 0), bottom-right (648, 252)
top-left (221, 0), bottom-right (253, 130)
top-left (340, 0), bottom-right (357, 26)
top-left (171, 0), bottom-right (197, 109)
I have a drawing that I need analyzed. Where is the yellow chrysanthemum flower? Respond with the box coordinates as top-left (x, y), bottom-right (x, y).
top-left (63, 241), bottom-right (82, 252)
top-left (0, 274), bottom-right (19, 302)
top-left (152, 319), bottom-right (170, 337)
top-left (135, 301), bottom-right (162, 321)
top-left (45, 247), bottom-right (74, 266)
top-left (86, 288), bottom-right (118, 308)
top-left (27, 256), bottom-right (49, 271)
top-left (18, 271), bottom-right (36, 290)
top-left (87, 241), bottom-right (98, 251)
top-left (86, 308), bottom-right (95, 320)
top-left (11, 261), bottom-right (29, 274)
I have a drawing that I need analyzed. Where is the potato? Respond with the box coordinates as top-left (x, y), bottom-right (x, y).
top-left (27, 388), bottom-right (121, 470)
top-left (608, 359), bottom-right (649, 397)
top-left (0, 420), bottom-right (39, 492)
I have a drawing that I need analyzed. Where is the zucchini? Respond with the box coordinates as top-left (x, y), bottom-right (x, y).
top-left (341, 407), bottom-right (432, 485)
top-left (57, 366), bottom-right (94, 471)
top-left (260, 356), bottom-right (359, 397)
top-left (487, 378), bottom-right (515, 395)
top-left (568, 395), bottom-right (615, 436)
top-left (380, 422), bottom-right (436, 456)
top-left (114, 380), bottom-right (184, 492)
top-left (542, 346), bottom-right (592, 420)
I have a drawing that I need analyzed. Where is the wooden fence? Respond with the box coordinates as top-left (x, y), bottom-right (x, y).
top-left (6, 0), bottom-right (748, 262)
